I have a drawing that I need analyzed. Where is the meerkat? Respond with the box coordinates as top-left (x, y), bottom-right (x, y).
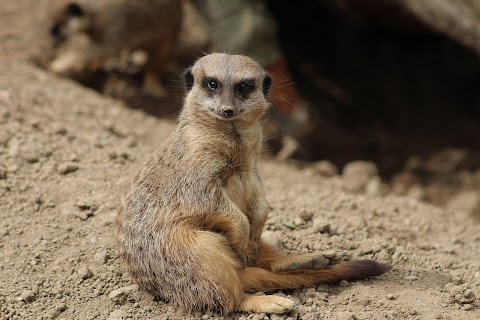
top-left (116, 53), bottom-right (390, 314)
top-left (47, 0), bottom-right (182, 96)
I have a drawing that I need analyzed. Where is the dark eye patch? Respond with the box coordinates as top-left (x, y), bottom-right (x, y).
top-left (202, 77), bottom-right (221, 93)
top-left (236, 79), bottom-right (255, 97)
top-left (67, 3), bottom-right (84, 17)
top-left (50, 23), bottom-right (61, 37)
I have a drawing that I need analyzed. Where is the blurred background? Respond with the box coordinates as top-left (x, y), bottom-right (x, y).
top-left (22, 0), bottom-right (480, 216)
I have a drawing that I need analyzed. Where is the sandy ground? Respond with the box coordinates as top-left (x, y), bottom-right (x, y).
top-left (1, 1), bottom-right (479, 319)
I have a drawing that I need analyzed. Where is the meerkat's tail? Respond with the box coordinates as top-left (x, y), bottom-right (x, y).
top-left (240, 260), bottom-right (391, 292)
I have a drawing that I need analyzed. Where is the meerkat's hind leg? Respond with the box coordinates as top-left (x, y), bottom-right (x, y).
top-left (254, 240), bottom-right (330, 272)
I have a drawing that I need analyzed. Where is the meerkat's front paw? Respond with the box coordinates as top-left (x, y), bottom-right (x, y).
top-left (240, 295), bottom-right (296, 314)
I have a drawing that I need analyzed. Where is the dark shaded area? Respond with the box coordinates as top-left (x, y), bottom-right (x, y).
top-left (268, 0), bottom-right (480, 179)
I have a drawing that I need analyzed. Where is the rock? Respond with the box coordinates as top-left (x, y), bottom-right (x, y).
top-left (298, 209), bottom-right (314, 222)
top-left (339, 280), bottom-right (349, 287)
top-left (311, 160), bottom-right (338, 177)
top-left (448, 284), bottom-right (476, 304)
top-left (16, 290), bottom-right (36, 302)
top-left (107, 310), bottom-right (129, 320)
top-left (57, 162), bottom-right (79, 175)
top-left (341, 161), bottom-right (379, 193)
top-left (77, 267), bottom-right (93, 280)
top-left (404, 275), bottom-right (418, 281)
top-left (446, 191), bottom-right (480, 215)
top-left (108, 284), bottom-right (139, 305)
top-left (386, 293), bottom-right (396, 300)
top-left (463, 304), bottom-right (473, 310)
top-left (261, 231), bottom-right (283, 250)
top-left (336, 311), bottom-right (356, 320)
top-left (365, 176), bottom-right (383, 196)
top-left (312, 219), bottom-right (331, 234)
top-left (94, 251), bottom-right (111, 264)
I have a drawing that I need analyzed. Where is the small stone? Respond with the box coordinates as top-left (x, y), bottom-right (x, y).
top-left (305, 298), bottom-right (313, 306)
top-left (298, 209), bottom-right (313, 222)
top-left (339, 280), bottom-right (349, 287)
top-left (261, 231), bottom-right (283, 250)
top-left (57, 162), bottom-right (79, 175)
top-left (17, 290), bottom-right (36, 302)
top-left (404, 275), bottom-right (418, 281)
top-left (77, 267), bottom-right (93, 280)
top-left (108, 284), bottom-right (139, 305)
top-left (311, 160), bottom-right (338, 177)
top-left (464, 289), bottom-right (475, 300)
top-left (342, 161), bottom-right (379, 193)
top-left (463, 304), bottom-right (473, 310)
top-left (312, 219), bottom-right (331, 234)
top-left (386, 293), bottom-right (396, 300)
top-left (446, 191), bottom-right (480, 215)
top-left (107, 310), bottom-right (129, 320)
top-left (336, 311), bottom-right (355, 320)
top-left (94, 251), bottom-right (110, 264)
top-left (444, 283), bottom-right (456, 292)
top-left (56, 303), bottom-right (67, 312)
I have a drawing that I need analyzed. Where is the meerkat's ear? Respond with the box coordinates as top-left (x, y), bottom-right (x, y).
top-left (262, 74), bottom-right (272, 96)
top-left (184, 68), bottom-right (194, 91)
top-left (67, 3), bottom-right (84, 17)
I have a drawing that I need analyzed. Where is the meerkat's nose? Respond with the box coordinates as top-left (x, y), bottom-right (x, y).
top-left (221, 107), bottom-right (235, 117)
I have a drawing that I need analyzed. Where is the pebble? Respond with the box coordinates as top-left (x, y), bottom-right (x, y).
top-left (16, 290), bottom-right (36, 302)
top-left (108, 284), bottom-right (139, 305)
top-left (107, 310), bottom-right (129, 320)
top-left (341, 161), bottom-right (379, 193)
top-left (463, 304), bottom-right (473, 311)
top-left (403, 275), bottom-right (418, 281)
top-left (57, 162), bottom-right (79, 175)
top-left (446, 191), bottom-right (480, 215)
top-left (312, 219), bottom-right (331, 234)
top-left (311, 160), bottom-right (338, 177)
top-left (298, 209), bottom-right (313, 222)
top-left (94, 251), bottom-right (111, 264)
top-left (77, 267), bottom-right (94, 280)
top-left (335, 311), bottom-right (356, 320)
top-left (261, 231), bottom-right (283, 250)
top-left (386, 293), bottom-right (396, 300)
top-left (444, 283), bottom-right (456, 292)
top-left (339, 280), bottom-right (349, 287)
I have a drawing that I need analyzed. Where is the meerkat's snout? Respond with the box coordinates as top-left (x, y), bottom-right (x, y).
top-left (221, 106), bottom-right (235, 117)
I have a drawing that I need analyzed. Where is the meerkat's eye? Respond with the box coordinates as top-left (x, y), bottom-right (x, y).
top-left (207, 79), bottom-right (219, 91)
top-left (236, 80), bottom-right (255, 95)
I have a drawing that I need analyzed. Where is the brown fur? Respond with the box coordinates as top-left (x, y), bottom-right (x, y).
top-left (47, 0), bottom-right (182, 96)
top-left (117, 53), bottom-right (390, 314)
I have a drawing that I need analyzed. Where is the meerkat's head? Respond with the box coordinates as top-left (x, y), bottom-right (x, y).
top-left (49, 1), bottom-right (91, 47)
top-left (184, 53), bottom-right (272, 122)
